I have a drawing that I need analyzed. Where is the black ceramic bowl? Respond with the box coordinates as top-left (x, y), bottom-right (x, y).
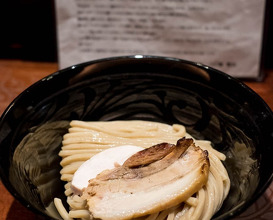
top-left (0, 55), bottom-right (272, 219)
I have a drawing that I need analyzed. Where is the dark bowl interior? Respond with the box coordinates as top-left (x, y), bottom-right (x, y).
top-left (0, 55), bottom-right (273, 219)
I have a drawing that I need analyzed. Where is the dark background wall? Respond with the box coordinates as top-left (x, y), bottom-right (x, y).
top-left (0, 0), bottom-right (57, 62)
top-left (0, 0), bottom-right (272, 70)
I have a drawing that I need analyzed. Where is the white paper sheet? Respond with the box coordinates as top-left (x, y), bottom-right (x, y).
top-left (55, 0), bottom-right (266, 79)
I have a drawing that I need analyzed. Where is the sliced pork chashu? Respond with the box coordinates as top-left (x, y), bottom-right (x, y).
top-left (82, 138), bottom-right (210, 220)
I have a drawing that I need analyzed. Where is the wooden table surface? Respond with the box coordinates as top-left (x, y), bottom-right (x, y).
top-left (0, 59), bottom-right (272, 219)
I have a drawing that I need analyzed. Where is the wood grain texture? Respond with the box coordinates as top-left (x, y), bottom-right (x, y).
top-left (0, 60), bottom-right (272, 220)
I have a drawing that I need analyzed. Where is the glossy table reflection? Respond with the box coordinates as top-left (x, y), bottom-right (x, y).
top-left (0, 59), bottom-right (272, 219)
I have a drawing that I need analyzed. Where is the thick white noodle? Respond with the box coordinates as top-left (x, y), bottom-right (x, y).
top-left (55, 120), bottom-right (230, 220)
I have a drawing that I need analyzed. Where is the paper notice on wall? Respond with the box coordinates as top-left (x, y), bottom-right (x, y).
top-left (55, 0), bottom-right (266, 79)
